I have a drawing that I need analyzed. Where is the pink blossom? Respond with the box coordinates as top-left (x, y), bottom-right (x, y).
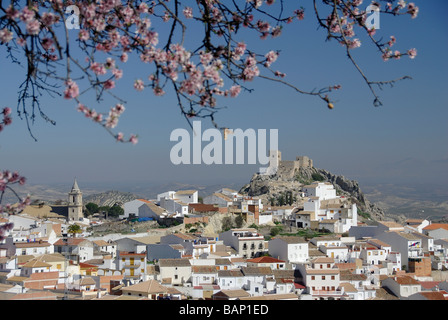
top-left (3, 116), bottom-right (12, 126)
top-left (407, 3), bottom-right (419, 18)
top-left (229, 85), bottom-right (241, 97)
top-left (183, 7), bottom-right (193, 19)
top-left (233, 42), bottom-right (246, 60)
top-left (64, 80), bottom-right (79, 99)
top-left (134, 79), bottom-right (145, 91)
top-left (129, 134), bottom-right (138, 144)
top-left (90, 62), bottom-right (107, 75)
top-left (116, 132), bottom-right (124, 141)
top-left (153, 87), bottom-right (165, 96)
top-left (41, 38), bottom-right (54, 51)
top-left (388, 36), bottom-right (396, 47)
top-left (120, 53), bottom-right (129, 63)
top-left (407, 48), bottom-right (417, 59)
top-left (2, 107), bottom-right (12, 116)
top-left (20, 7), bottom-right (35, 23)
top-left (17, 38), bottom-right (26, 46)
top-left (264, 50), bottom-right (278, 67)
top-left (5, 6), bottom-right (20, 20)
top-left (104, 79), bottom-right (115, 90)
top-left (113, 104), bottom-right (126, 115)
top-left (41, 12), bottom-right (58, 27)
top-left (112, 68), bottom-right (123, 80)
top-left (26, 20), bottom-right (41, 35)
top-left (0, 29), bottom-right (13, 43)
top-left (79, 29), bottom-right (90, 41)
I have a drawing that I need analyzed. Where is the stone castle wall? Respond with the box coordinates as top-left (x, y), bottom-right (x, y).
top-left (276, 155), bottom-right (313, 179)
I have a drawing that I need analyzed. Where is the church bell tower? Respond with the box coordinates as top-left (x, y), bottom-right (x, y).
top-left (68, 179), bottom-right (83, 221)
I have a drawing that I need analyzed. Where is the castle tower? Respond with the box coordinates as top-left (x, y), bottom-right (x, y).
top-left (68, 179), bottom-right (83, 221)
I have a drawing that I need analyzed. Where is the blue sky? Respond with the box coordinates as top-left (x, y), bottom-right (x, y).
top-left (0, 1), bottom-right (447, 191)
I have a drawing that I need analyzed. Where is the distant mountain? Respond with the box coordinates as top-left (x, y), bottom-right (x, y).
top-left (83, 190), bottom-right (141, 207)
top-left (363, 183), bottom-right (448, 222)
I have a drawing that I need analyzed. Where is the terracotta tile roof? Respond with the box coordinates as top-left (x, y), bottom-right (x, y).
top-left (214, 289), bottom-right (250, 298)
top-left (418, 281), bottom-right (440, 290)
top-left (271, 236), bottom-right (307, 244)
top-left (391, 275), bottom-right (420, 285)
top-left (423, 223), bottom-right (448, 231)
top-left (241, 266), bottom-right (273, 276)
top-left (247, 256), bottom-right (285, 264)
top-left (53, 238), bottom-right (89, 246)
top-left (15, 241), bottom-right (51, 248)
top-left (122, 280), bottom-right (168, 295)
top-left (22, 260), bottom-right (52, 268)
top-left (192, 266), bottom-right (217, 273)
top-left (418, 291), bottom-right (448, 300)
top-left (158, 258), bottom-right (191, 267)
top-left (218, 270), bottom-right (244, 277)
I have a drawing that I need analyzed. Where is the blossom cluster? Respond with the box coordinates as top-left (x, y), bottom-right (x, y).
top-left (0, 107), bottom-right (12, 133)
top-left (0, 0), bottom-right (419, 143)
top-left (324, 0), bottom-right (418, 61)
top-left (0, 169), bottom-right (31, 240)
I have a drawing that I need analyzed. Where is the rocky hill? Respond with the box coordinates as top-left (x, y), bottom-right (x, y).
top-left (83, 190), bottom-right (141, 207)
top-left (239, 165), bottom-right (391, 223)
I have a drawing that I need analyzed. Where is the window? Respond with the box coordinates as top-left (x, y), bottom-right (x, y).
top-left (322, 276), bottom-right (326, 280)
top-left (311, 276), bottom-right (315, 280)
top-left (331, 276), bottom-right (335, 280)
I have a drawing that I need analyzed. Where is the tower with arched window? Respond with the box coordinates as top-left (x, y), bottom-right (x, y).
top-left (68, 179), bottom-right (83, 221)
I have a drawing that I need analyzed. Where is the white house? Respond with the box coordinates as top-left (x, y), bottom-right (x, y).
top-left (382, 275), bottom-right (422, 299)
top-left (157, 190), bottom-right (198, 204)
top-left (115, 237), bottom-right (152, 254)
top-left (20, 259), bottom-right (52, 276)
top-left (359, 245), bottom-right (387, 266)
top-left (13, 239), bottom-right (54, 256)
top-left (123, 199), bottom-right (147, 219)
top-left (191, 265), bottom-right (218, 287)
top-left (53, 238), bottom-right (94, 264)
top-left (158, 258), bottom-right (192, 285)
top-left (240, 266), bottom-right (273, 296)
top-left (203, 192), bottom-right (233, 207)
top-left (269, 236), bottom-right (309, 264)
top-left (296, 257), bottom-right (344, 300)
top-left (219, 228), bottom-right (266, 259)
top-left (116, 251), bottom-right (147, 284)
top-left (376, 231), bottom-right (424, 269)
top-left (302, 182), bottom-right (337, 200)
top-left (159, 197), bottom-right (189, 217)
top-left (122, 199), bottom-right (168, 220)
top-left (404, 219), bottom-right (431, 234)
top-left (422, 224), bottom-right (448, 240)
top-left (217, 269), bottom-right (245, 290)
top-left (92, 239), bottom-right (117, 258)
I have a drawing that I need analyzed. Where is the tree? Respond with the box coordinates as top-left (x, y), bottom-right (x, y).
top-left (234, 214), bottom-right (244, 228)
top-left (85, 202), bottom-right (99, 216)
top-left (108, 204), bottom-right (124, 217)
top-left (67, 223), bottom-right (82, 236)
top-left (0, 0), bottom-right (420, 234)
top-left (221, 216), bottom-right (233, 232)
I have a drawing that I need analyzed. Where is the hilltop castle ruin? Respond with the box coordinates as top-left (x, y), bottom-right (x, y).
top-left (259, 150), bottom-right (313, 179)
